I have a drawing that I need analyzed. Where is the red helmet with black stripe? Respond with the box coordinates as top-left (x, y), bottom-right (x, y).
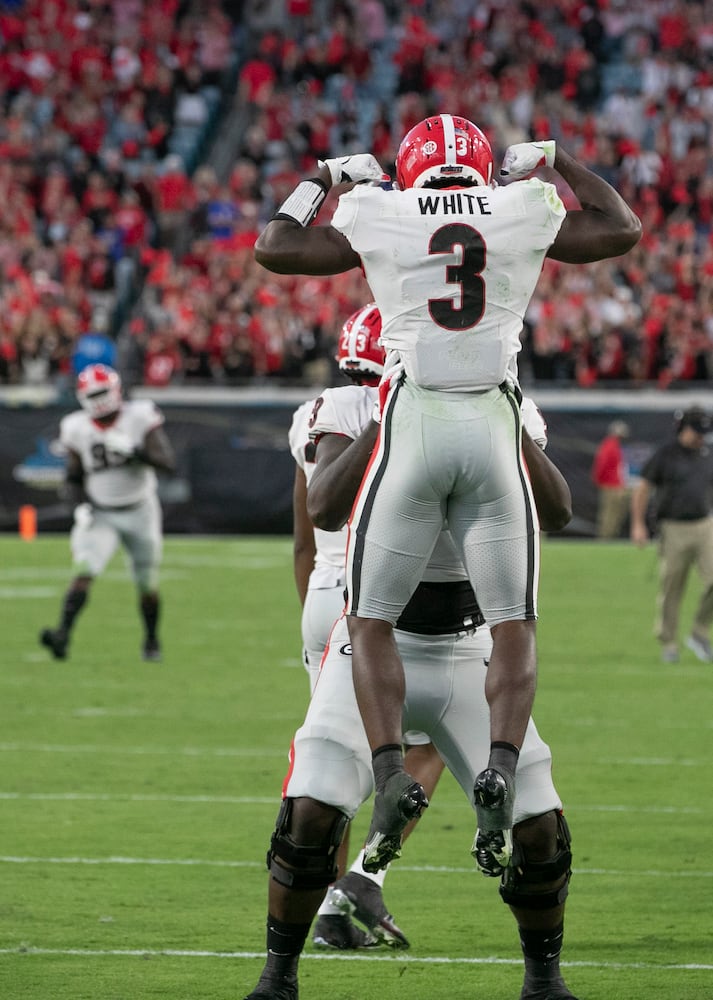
top-left (395, 113), bottom-right (494, 190)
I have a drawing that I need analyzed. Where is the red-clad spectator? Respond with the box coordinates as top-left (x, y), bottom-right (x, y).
top-left (195, 1), bottom-right (233, 84)
top-left (238, 51), bottom-right (277, 107)
top-left (81, 171), bottom-right (120, 229)
top-left (62, 99), bottom-right (108, 158)
top-left (69, 35), bottom-right (109, 85)
top-left (592, 421), bottom-right (631, 538)
top-left (154, 155), bottom-right (196, 248)
top-left (144, 329), bottom-right (182, 386)
top-left (0, 319), bottom-right (20, 382)
top-left (115, 189), bottom-right (148, 248)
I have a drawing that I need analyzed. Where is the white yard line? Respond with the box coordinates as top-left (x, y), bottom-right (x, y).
top-left (0, 855), bottom-right (711, 878)
top-left (0, 742), bottom-right (288, 758)
top-left (0, 790), bottom-right (705, 815)
top-left (0, 946), bottom-right (710, 971)
top-left (0, 792), bottom-right (278, 803)
top-left (0, 742), bottom-right (708, 766)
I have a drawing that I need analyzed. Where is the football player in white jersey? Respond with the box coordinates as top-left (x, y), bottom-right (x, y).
top-left (289, 305), bottom-right (387, 693)
top-left (289, 305), bottom-right (442, 951)
top-left (39, 363), bottom-right (176, 662)
top-left (244, 374), bottom-right (579, 1000)
top-left (254, 118), bottom-right (641, 879)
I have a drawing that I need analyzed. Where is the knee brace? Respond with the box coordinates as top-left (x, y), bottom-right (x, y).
top-left (499, 810), bottom-right (572, 910)
top-left (266, 797), bottom-right (349, 892)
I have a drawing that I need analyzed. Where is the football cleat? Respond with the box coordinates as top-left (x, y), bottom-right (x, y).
top-left (519, 983), bottom-right (580, 1000)
top-left (242, 974), bottom-right (298, 1000)
top-left (472, 768), bottom-right (514, 877)
top-left (331, 871), bottom-right (409, 949)
top-left (312, 913), bottom-right (378, 950)
top-left (142, 638), bottom-right (162, 662)
top-left (39, 627), bottom-right (68, 660)
top-left (363, 772), bottom-right (429, 873)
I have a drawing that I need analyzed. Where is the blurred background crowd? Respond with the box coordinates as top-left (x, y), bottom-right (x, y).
top-left (2, 0), bottom-right (713, 391)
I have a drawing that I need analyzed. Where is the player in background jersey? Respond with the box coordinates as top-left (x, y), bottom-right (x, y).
top-left (255, 118), bottom-right (641, 879)
top-left (244, 379), bottom-right (578, 1000)
top-left (39, 363), bottom-right (176, 662)
top-left (289, 304), bottom-right (440, 950)
top-left (289, 305), bottom-right (387, 694)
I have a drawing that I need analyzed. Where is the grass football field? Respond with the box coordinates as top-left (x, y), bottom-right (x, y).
top-left (0, 534), bottom-right (711, 1000)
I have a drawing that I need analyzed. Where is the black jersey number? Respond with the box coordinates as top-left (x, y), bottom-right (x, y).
top-left (90, 442), bottom-right (127, 470)
top-left (427, 224), bottom-right (486, 331)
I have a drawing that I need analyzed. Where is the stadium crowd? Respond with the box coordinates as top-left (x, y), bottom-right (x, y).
top-left (2, 0), bottom-right (713, 389)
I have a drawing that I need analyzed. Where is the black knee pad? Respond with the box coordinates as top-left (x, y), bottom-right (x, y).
top-left (266, 797), bottom-right (349, 892)
top-left (499, 810), bottom-right (572, 910)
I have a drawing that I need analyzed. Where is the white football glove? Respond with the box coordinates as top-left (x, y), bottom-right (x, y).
top-left (373, 351), bottom-right (405, 424)
top-left (500, 140), bottom-right (556, 180)
top-left (103, 428), bottom-right (135, 458)
top-left (73, 502), bottom-right (93, 530)
top-left (521, 396), bottom-right (548, 450)
top-left (318, 153), bottom-right (389, 187)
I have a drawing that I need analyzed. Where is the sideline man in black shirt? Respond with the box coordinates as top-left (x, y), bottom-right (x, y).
top-left (631, 406), bottom-right (713, 663)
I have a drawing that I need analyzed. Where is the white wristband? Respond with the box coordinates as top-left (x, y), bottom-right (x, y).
top-left (274, 180), bottom-right (327, 227)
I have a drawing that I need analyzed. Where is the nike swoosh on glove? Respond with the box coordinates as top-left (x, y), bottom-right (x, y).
top-left (319, 154), bottom-right (390, 186)
top-left (500, 141), bottom-right (556, 180)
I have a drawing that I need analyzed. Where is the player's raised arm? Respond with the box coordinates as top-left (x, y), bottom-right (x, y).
top-left (254, 157), bottom-right (386, 275)
top-left (501, 141), bottom-right (642, 263)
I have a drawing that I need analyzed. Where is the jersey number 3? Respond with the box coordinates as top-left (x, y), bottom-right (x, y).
top-left (427, 223), bottom-right (486, 331)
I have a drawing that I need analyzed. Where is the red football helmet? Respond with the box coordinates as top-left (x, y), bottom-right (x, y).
top-left (336, 303), bottom-right (385, 385)
top-left (395, 114), bottom-right (494, 190)
top-left (76, 363), bottom-right (123, 419)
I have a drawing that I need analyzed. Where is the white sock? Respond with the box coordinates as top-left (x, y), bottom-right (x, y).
top-left (349, 849), bottom-right (388, 887)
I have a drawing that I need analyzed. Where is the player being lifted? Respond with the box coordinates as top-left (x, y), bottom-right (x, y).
top-left (255, 117), bottom-right (641, 881)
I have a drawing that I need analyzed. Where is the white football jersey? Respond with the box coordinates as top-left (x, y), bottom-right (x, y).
top-left (308, 385), bottom-right (468, 584)
top-left (60, 399), bottom-right (163, 507)
top-left (289, 392), bottom-right (375, 589)
top-left (331, 179), bottom-right (566, 390)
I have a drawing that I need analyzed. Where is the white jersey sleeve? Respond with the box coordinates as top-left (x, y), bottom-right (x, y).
top-left (60, 399), bottom-right (163, 508)
top-left (288, 392), bottom-right (366, 589)
top-left (332, 180), bottom-right (566, 391)
top-left (308, 384), bottom-right (378, 441)
top-left (288, 400), bottom-right (315, 472)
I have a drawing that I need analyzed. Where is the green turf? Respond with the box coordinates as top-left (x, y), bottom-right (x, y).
top-left (0, 535), bottom-right (710, 999)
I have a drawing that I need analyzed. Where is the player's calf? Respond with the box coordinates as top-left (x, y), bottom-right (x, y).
top-left (244, 798), bottom-right (349, 999)
top-left (501, 811), bottom-right (578, 1000)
